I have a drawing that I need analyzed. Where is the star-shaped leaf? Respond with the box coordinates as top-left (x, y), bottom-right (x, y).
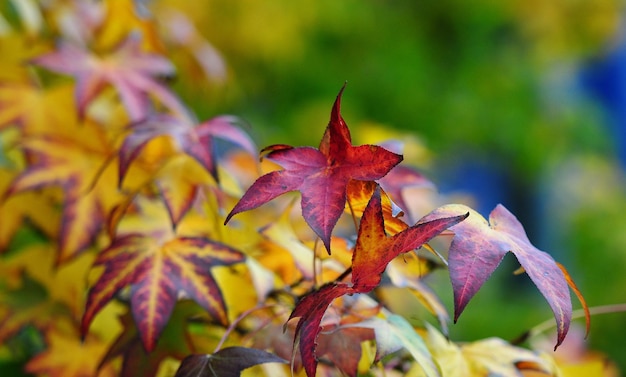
top-left (24, 320), bottom-right (117, 377)
top-left (174, 347), bottom-right (287, 377)
top-left (422, 323), bottom-right (553, 377)
top-left (0, 83), bottom-right (76, 135)
top-left (287, 186), bottom-right (467, 377)
top-left (98, 300), bottom-right (205, 377)
top-left (0, 168), bottom-right (58, 251)
top-left (6, 124), bottom-right (124, 262)
top-left (345, 179), bottom-right (409, 235)
top-left (33, 36), bottom-right (185, 120)
top-left (350, 188), bottom-right (468, 292)
top-left (81, 226), bottom-right (246, 351)
top-left (225, 85), bottom-right (404, 252)
top-left (419, 204), bottom-right (589, 350)
top-left (315, 327), bottom-right (375, 377)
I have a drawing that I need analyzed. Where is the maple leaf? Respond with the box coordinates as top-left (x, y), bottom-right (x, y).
top-left (0, 33), bottom-right (48, 83)
top-left (98, 300), bottom-right (206, 377)
top-left (24, 319), bottom-right (117, 377)
top-left (0, 168), bottom-right (58, 251)
top-left (94, 0), bottom-right (164, 52)
top-left (174, 347), bottom-right (287, 377)
top-left (316, 327), bottom-right (375, 377)
top-left (118, 113), bottom-right (256, 187)
top-left (0, 83), bottom-right (76, 135)
top-left (287, 186), bottom-right (467, 377)
top-left (288, 282), bottom-right (354, 377)
top-left (82, 230), bottom-right (245, 351)
top-left (6, 123), bottom-right (123, 262)
top-left (0, 271), bottom-right (52, 344)
top-left (419, 323), bottom-right (553, 377)
top-left (350, 188), bottom-right (468, 292)
top-left (33, 36), bottom-right (185, 120)
top-left (345, 179), bottom-right (409, 235)
top-left (225, 85), bottom-right (404, 252)
top-left (420, 204), bottom-right (589, 350)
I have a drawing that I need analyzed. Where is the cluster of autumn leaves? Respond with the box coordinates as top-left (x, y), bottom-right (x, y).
top-left (0, 1), bottom-right (600, 377)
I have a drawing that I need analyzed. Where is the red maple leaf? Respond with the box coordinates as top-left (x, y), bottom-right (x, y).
top-left (81, 232), bottom-right (245, 351)
top-left (420, 204), bottom-right (590, 350)
top-left (225, 85), bottom-right (403, 252)
top-left (33, 36), bottom-right (186, 120)
top-left (287, 186), bottom-right (467, 377)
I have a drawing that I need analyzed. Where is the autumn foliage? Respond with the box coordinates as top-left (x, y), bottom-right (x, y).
top-left (0, 1), bottom-right (612, 377)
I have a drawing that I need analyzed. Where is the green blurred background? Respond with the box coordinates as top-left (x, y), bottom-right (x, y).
top-left (168, 0), bottom-right (626, 370)
top-left (3, 0), bottom-right (626, 373)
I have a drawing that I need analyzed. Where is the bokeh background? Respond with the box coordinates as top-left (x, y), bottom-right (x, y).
top-left (3, 0), bottom-right (626, 373)
top-left (163, 0), bottom-right (626, 369)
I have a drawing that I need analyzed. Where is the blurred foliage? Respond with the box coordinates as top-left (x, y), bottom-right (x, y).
top-left (153, 0), bottom-right (626, 370)
top-left (1, 0), bottom-right (625, 374)
top-left (160, 0), bottom-right (617, 176)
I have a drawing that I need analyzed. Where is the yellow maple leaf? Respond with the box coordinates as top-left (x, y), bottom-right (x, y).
top-left (25, 318), bottom-right (117, 377)
top-left (95, 0), bottom-right (164, 53)
top-left (0, 83), bottom-right (76, 135)
top-left (408, 324), bottom-right (555, 377)
top-left (0, 168), bottom-right (58, 251)
top-left (0, 33), bottom-right (48, 83)
top-left (7, 120), bottom-right (127, 262)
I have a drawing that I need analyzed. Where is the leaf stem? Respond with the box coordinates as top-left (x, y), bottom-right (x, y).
top-left (513, 303), bottom-right (626, 345)
top-left (346, 193), bottom-right (360, 233)
top-left (213, 304), bottom-right (277, 353)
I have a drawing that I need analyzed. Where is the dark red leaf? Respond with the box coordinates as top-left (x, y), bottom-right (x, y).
top-left (288, 185), bottom-right (467, 377)
top-left (225, 85), bottom-right (403, 252)
top-left (316, 327), bottom-right (375, 377)
top-left (287, 283), bottom-right (353, 377)
top-left (174, 347), bottom-right (287, 377)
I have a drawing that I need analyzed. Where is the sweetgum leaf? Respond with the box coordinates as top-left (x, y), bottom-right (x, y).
top-left (0, 83), bottom-right (75, 135)
top-left (421, 323), bottom-right (553, 377)
top-left (6, 126), bottom-right (123, 262)
top-left (174, 347), bottom-right (287, 377)
top-left (316, 327), bottom-right (375, 377)
top-left (33, 36), bottom-right (185, 120)
top-left (82, 235), bottom-right (245, 351)
top-left (0, 169), bottom-right (58, 251)
top-left (350, 187), bottom-right (468, 291)
top-left (99, 300), bottom-right (203, 377)
top-left (421, 204), bottom-right (585, 350)
top-left (345, 179), bottom-right (409, 235)
top-left (225, 85), bottom-right (403, 252)
top-left (288, 186), bottom-right (467, 377)
top-left (24, 321), bottom-right (117, 377)
top-left (287, 283), bottom-right (353, 377)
